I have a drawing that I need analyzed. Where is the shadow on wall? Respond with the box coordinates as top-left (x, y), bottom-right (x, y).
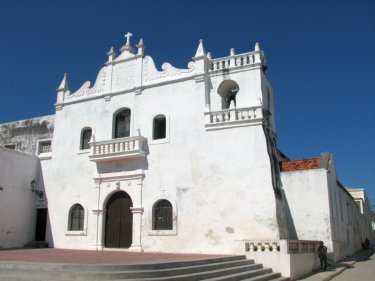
top-left (95, 145), bottom-right (150, 174)
top-left (281, 188), bottom-right (298, 240)
top-left (37, 161), bottom-right (54, 248)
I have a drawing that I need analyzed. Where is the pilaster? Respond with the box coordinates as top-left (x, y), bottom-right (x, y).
top-left (129, 207), bottom-right (144, 252)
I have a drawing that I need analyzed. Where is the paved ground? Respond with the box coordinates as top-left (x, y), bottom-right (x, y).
top-left (0, 248), bottom-right (373, 280)
top-left (297, 248), bottom-right (374, 281)
top-left (331, 250), bottom-right (375, 281)
top-left (0, 248), bottom-right (227, 265)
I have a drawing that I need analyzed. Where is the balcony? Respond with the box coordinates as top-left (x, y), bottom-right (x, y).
top-left (204, 106), bottom-right (264, 130)
top-left (89, 135), bottom-right (146, 162)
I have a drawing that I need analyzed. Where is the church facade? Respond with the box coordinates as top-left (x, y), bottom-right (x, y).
top-left (0, 33), bottom-right (373, 278)
top-left (45, 33), bottom-right (288, 253)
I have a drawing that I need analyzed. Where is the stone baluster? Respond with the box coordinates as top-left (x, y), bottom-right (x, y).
top-left (249, 109), bottom-right (255, 119)
top-left (245, 242), bottom-right (250, 252)
top-left (272, 242), bottom-right (278, 251)
top-left (238, 110), bottom-right (243, 120)
top-left (134, 139), bottom-right (139, 151)
top-left (217, 113), bottom-right (223, 122)
top-left (230, 48), bottom-right (235, 67)
top-left (224, 111), bottom-right (230, 122)
top-left (243, 110), bottom-right (249, 119)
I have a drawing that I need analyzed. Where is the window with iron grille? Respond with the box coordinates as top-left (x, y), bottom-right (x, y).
top-left (69, 204), bottom-right (84, 231)
top-left (81, 128), bottom-right (92, 149)
top-left (153, 200), bottom-right (173, 230)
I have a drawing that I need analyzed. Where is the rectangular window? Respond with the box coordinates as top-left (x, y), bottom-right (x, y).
top-left (81, 129), bottom-right (92, 150)
top-left (36, 139), bottom-right (52, 159)
top-left (38, 140), bottom-right (52, 154)
top-left (153, 117), bottom-right (166, 140)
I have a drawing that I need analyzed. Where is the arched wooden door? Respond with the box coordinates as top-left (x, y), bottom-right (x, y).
top-left (105, 191), bottom-right (133, 248)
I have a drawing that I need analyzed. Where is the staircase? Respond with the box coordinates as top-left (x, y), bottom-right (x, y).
top-left (0, 255), bottom-right (289, 281)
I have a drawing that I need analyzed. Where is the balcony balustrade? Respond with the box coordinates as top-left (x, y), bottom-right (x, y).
top-left (204, 106), bottom-right (264, 130)
top-left (89, 135), bottom-right (146, 162)
top-left (210, 50), bottom-right (263, 71)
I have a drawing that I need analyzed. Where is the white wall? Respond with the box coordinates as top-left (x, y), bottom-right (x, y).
top-left (0, 147), bottom-right (39, 248)
top-left (281, 156), bottom-right (368, 262)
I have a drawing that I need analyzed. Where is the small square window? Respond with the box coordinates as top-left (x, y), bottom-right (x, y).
top-left (39, 141), bottom-right (51, 154)
top-left (37, 139), bottom-right (52, 159)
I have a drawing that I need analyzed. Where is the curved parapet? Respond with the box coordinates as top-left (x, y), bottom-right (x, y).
top-left (65, 67), bottom-right (107, 100)
top-left (143, 56), bottom-right (195, 85)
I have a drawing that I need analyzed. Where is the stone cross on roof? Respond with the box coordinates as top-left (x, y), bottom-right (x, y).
top-left (125, 32), bottom-right (133, 46)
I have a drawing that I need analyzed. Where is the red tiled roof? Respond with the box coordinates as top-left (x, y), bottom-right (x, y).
top-left (280, 158), bottom-right (320, 172)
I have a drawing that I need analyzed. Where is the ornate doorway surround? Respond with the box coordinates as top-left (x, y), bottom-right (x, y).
top-left (92, 169), bottom-right (144, 252)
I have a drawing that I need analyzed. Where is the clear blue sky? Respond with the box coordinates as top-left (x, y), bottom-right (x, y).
top-left (1, 0), bottom-right (374, 205)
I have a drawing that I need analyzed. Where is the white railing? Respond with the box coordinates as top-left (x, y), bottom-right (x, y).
top-left (205, 106), bottom-right (264, 130)
top-left (89, 135), bottom-right (146, 162)
top-left (210, 51), bottom-right (262, 71)
top-left (244, 240), bottom-right (280, 252)
top-left (242, 239), bottom-right (320, 254)
top-left (287, 240), bottom-right (320, 253)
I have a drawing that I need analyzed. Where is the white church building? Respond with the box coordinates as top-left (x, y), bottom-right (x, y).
top-left (0, 33), bottom-right (373, 279)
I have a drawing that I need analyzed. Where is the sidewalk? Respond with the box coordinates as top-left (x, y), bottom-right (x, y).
top-left (297, 248), bottom-right (374, 281)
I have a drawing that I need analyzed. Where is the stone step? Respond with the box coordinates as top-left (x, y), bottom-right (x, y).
top-left (0, 255), bottom-right (248, 271)
top-left (0, 260), bottom-right (259, 280)
top-left (198, 268), bottom-right (277, 281)
top-left (0, 255), bottom-right (289, 281)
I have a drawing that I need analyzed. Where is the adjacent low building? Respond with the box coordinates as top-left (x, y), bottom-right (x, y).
top-left (281, 153), bottom-right (373, 262)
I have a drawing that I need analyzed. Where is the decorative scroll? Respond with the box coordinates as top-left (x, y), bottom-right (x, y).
top-left (143, 56), bottom-right (195, 84)
top-left (66, 67), bottom-right (106, 99)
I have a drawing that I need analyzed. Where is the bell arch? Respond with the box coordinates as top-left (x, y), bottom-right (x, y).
top-left (217, 80), bottom-right (239, 109)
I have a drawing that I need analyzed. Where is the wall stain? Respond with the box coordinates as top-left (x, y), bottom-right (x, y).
top-left (225, 226), bottom-right (234, 234)
top-left (205, 229), bottom-right (220, 245)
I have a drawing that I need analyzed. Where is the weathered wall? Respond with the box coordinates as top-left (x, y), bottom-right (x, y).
top-left (0, 115), bottom-right (54, 155)
top-left (281, 156), bottom-right (367, 262)
top-left (281, 169), bottom-right (332, 245)
top-left (0, 147), bottom-right (40, 248)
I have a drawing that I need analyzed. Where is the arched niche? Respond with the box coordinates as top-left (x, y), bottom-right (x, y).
top-left (217, 80), bottom-right (240, 109)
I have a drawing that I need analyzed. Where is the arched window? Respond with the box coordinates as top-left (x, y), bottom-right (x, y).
top-left (68, 204), bottom-right (84, 231)
top-left (114, 109), bottom-right (131, 138)
top-left (153, 200), bottom-right (172, 230)
top-left (153, 115), bottom-right (166, 140)
top-left (80, 128), bottom-right (92, 150)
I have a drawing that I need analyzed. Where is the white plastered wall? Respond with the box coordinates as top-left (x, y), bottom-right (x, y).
top-left (0, 147), bottom-right (39, 248)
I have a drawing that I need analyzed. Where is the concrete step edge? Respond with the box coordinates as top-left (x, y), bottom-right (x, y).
top-left (0, 262), bottom-right (261, 279)
top-left (0, 255), bottom-right (249, 271)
